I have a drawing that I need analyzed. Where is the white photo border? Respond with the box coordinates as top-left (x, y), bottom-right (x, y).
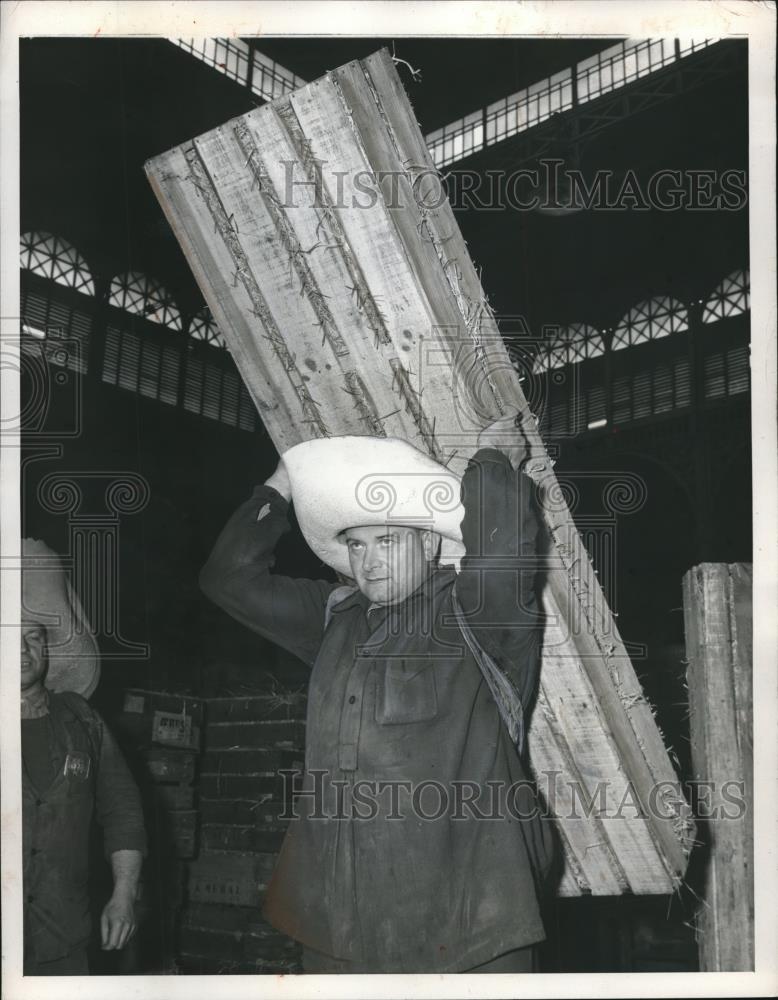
top-left (1, 3), bottom-right (775, 998)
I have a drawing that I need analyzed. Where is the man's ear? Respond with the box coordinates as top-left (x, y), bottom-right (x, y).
top-left (421, 531), bottom-right (441, 562)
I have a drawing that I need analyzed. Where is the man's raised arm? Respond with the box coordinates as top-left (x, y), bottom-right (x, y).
top-left (456, 412), bottom-right (546, 711)
top-left (199, 458), bottom-right (335, 667)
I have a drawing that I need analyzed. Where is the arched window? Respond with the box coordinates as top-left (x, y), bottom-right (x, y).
top-left (702, 269), bottom-right (750, 323)
top-left (532, 323), bottom-right (604, 373)
top-left (190, 307), bottom-right (227, 349)
top-left (108, 271), bottom-right (183, 331)
top-left (612, 296), bottom-right (688, 351)
top-left (20, 231), bottom-right (95, 295)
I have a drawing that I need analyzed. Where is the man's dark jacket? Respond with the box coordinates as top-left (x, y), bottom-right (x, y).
top-left (200, 448), bottom-right (554, 972)
top-left (22, 691), bottom-right (146, 964)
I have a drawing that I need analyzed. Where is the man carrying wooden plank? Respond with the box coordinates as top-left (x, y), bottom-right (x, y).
top-left (200, 410), bottom-right (555, 973)
top-left (149, 47), bottom-right (695, 903)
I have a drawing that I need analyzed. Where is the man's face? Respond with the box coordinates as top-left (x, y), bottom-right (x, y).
top-left (343, 525), bottom-right (435, 606)
top-left (20, 622), bottom-right (47, 694)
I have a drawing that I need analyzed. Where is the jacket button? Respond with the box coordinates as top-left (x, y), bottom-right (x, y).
top-left (30, 848), bottom-right (39, 856)
top-left (26, 895), bottom-right (34, 903)
top-left (348, 695), bottom-right (356, 705)
top-left (35, 799), bottom-right (43, 806)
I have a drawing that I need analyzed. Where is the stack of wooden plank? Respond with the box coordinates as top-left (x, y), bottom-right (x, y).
top-left (178, 692), bottom-right (306, 974)
top-left (147, 48), bottom-right (695, 895)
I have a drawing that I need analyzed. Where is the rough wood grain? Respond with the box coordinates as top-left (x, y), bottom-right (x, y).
top-left (683, 562), bottom-right (753, 970)
top-left (146, 47), bottom-right (694, 895)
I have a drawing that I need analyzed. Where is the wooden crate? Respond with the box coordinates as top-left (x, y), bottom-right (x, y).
top-left (123, 688), bottom-right (204, 723)
top-left (143, 749), bottom-right (197, 785)
top-left (182, 903), bottom-right (260, 933)
top-left (199, 773), bottom-right (293, 800)
top-left (243, 924), bottom-right (301, 962)
top-left (178, 952), bottom-right (301, 975)
top-left (205, 719), bottom-right (306, 751)
top-left (168, 809), bottom-right (199, 859)
top-left (187, 851), bottom-right (277, 908)
top-left (147, 48), bottom-right (694, 895)
top-left (200, 823), bottom-right (287, 854)
top-left (206, 693), bottom-right (307, 723)
top-left (179, 926), bottom-right (244, 965)
top-left (180, 904), bottom-right (300, 965)
top-left (116, 689), bottom-right (203, 751)
top-left (201, 747), bottom-right (303, 774)
top-left (153, 783), bottom-right (195, 811)
top-left (198, 797), bottom-right (290, 829)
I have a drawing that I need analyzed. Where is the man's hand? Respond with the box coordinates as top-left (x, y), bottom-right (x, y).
top-left (100, 891), bottom-right (136, 950)
top-left (477, 407), bottom-right (546, 470)
top-left (103, 848), bottom-right (142, 950)
top-left (265, 457), bottom-right (292, 501)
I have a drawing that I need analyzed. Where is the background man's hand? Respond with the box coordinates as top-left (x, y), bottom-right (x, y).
top-left (265, 456), bottom-right (292, 501)
top-left (477, 407), bottom-right (547, 470)
top-left (100, 892), bottom-right (136, 950)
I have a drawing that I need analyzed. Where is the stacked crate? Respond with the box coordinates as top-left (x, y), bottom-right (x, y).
top-left (114, 689), bottom-right (204, 970)
top-left (178, 691), bottom-right (306, 974)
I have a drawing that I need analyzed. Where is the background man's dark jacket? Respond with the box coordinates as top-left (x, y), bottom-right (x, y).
top-left (22, 691), bottom-right (147, 965)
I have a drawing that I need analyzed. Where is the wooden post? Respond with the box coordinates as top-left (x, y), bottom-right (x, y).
top-left (683, 562), bottom-right (754, 970)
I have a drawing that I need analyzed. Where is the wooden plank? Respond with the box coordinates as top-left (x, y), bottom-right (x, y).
top-left (538, 570), bottom-right (686, 894)
top-left (531, 641), bottom-right (668, 895)
top-left (683, 562), bottom-right (754, 971)
top-left (355, 50), bottom-right (693, 884)
top-left (286, 75), bottom-right (459, 460)
top-left (146, 48), bottom-right (694, 896)
top-left (145, 145), bottom-right (305, 437)
top-left (226, 103), bottom-right (409, 443)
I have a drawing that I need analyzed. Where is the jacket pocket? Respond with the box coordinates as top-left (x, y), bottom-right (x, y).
top-left (375, 659), bottom-right (437, 725)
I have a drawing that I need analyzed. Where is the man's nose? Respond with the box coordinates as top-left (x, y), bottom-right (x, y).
top-left (363, 546), bottom-right (384, 572)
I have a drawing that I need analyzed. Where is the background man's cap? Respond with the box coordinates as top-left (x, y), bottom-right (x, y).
top-left (21, 538), bottom-right (100, 698)
top-left (282, 436), bottom-right (466, 577)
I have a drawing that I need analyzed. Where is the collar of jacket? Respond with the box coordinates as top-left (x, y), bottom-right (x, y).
top-left (21, 686), bottom-right (50, 720)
